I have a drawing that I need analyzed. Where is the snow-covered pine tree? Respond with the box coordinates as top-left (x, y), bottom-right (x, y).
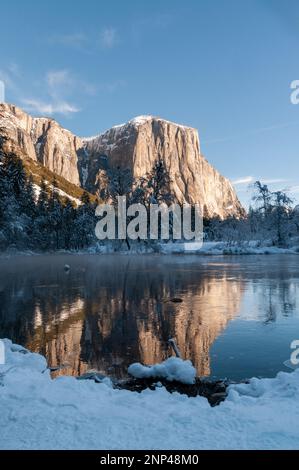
top-left (270, 190), bottom-right (293, 247)
top-left (48, 178), bottom-right (64, 249)
top-left (62, 199), bottom-right (76, 250)
top-left (146, 159), bottom-right (173, 205)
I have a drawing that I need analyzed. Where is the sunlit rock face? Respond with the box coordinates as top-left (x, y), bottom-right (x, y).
top-left (0, 103), bottom-right (38, 162)
top-left (0, 104), bottom-right (244, 219)
top-left (0, 103), bottom-right (82, 185)
top-left (135, 275), bottom-right (242, 376)
top-left (171, 279), bottom-right (242, 376)
top-left (0, 255), bottom-right (244, 378)
top-left (83, 116), bottom-right (244, 219)
top-left (43, 274), bottom-right (241, 377)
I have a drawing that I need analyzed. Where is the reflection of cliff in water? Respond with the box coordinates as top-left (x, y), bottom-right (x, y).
top-left (0, 255), bottom-right (245, 378)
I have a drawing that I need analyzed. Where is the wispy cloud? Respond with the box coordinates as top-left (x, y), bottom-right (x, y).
top-left (100, 27), bottom-right (118, 49)
top-left (1, 63), bottom-right (123, 117)
top-left (0, 64), bottom-right (79, 115)
top-left (22, 69), bottom-right (80, 116)
top-left (232, 176), bottom-right (254, 185)
top-left (22, 99), bottom-right (79, 115)
top-left (232, 176), bottom-right (288, 187)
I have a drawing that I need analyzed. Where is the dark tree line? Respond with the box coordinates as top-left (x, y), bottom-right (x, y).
top-left (0, 149), bottom-right (176, 252)
top-left (0, 150), bottom-right (97, 251)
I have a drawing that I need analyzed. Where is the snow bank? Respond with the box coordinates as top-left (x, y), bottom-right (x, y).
top-left (158, 241), bottom-right (299, 255)
top-left (128, 357), bottom-right (196, 384)
top-left (1, 338), bottom-right (299, 450)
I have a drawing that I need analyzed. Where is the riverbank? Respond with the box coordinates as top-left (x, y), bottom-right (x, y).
top-left (1, 339), bottom-right (299, 450)
top-left (1, 240), bottom-right (299, 258)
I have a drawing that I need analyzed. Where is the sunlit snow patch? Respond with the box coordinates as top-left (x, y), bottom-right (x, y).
top-left (128, 357), bottom-right (196, 384)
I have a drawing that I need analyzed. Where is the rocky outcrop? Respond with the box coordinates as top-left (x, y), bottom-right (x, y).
top-left (83, 116), bottom-right (244, 219)
top-left (0, 103), bottom-right (82, 186)
top-left (0, 105), bottom-right (244, 218)
top-left (0, 103), bottom-right (37, 161)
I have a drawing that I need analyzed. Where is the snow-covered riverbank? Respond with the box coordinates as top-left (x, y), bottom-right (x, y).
top-left (0, 339), bottom-right (299, 450)
top-left (159, 241), bottom-right (299, 255)
top-left (1, 240), bottom-right (299, 258)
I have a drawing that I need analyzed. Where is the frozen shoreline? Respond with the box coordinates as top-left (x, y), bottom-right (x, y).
top-left (1, 339), bottom-right (299, 450)
top-left (1, 240), bottom-right (299, 258)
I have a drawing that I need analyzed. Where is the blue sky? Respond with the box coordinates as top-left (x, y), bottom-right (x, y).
top-left (1, 0), bottom-right (299, 207)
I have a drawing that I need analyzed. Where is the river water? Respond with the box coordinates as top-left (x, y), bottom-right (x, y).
top-left (0, 253), bottom-right (298, 381)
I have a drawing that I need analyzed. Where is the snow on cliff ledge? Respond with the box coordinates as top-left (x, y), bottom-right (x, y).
top-left (1, 338), bottom-right (299, 450)
top-left (82, 115), bottom-right (196, 142)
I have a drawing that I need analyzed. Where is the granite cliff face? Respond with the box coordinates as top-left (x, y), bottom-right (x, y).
top-left (0, 104), bottom-right (244, 218)
top-left (0, 103), bottom-right (82, 186)
top-left (83, 116), bottom-right (244, 218)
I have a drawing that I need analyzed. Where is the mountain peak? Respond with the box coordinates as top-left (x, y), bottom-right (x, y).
top-left (0, 103), bottom-right (244, 219)
top-left (129, 115), bottom-right (155, 125)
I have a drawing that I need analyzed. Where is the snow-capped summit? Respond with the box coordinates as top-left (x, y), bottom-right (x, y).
top-left (84, 115), bottom-right (197, 143)
top-left (129, 115), bottom-right (155, 126)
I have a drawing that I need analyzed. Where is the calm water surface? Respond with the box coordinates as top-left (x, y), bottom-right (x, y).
top-left (0, 254), bottom-right (298, 381)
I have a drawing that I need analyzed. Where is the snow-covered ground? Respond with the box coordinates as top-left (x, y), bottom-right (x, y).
top-left (159, 240), bottom-right (299, 255)
top-left (128, 357), bottom-right (196, 384)
top-left (1, 339), bottom-right (299, 450)
top-left (1, 240), bottom-right (299, 258)
top-left (86, 240), bottom-right (299, 256)
top-left (32, 183), bottom-right (82, 207)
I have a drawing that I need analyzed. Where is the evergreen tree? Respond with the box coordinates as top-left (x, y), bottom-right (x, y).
top-left (0, 148), bottom-right (99, 252)
top-left (22, 174), bottom-right (36, 218)
top-left (34, 178), bottom-right (51, 249)
top-left (253, 181), bottom-right (272, 214)
top-left (73, 195), bottom-right (96, 249)
top-left (105, 166), bottom-right (134, 204)
top-left (62, 200), bottom-right (76, 250)
top-left (5, 153), bottom-right (27, 201)
top-left (270, 190), bottom-right (293, 246)
top-left (146, 159), bottom-right (173, 205)
top-left (48, 178), bottom-right (64, 249)
top-left (37, 178), bottom-right (49, 215)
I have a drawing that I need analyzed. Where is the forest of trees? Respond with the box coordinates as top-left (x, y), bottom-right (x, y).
top-left (0, 150), bottom-right (97, 251)
top-left (0, 149), bottom-right (175, 251)
top-left (1, 146), bottom-right (299, 252)
top-left (204, 181), bottom-right (299, 248)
